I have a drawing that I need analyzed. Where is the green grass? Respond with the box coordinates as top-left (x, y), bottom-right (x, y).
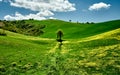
top-left (26, 19), bottom-right (120, 39)
top-left (0, 20), bottom-right (120, 75)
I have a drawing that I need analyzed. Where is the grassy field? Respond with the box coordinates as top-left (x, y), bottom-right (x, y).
top-left (26, 19), bottom-right (120, 39)
top-left (0, 20), bottom-right (120, 75)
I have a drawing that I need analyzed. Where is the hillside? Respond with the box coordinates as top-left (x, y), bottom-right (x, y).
top-left (25, 19), bottom-right (120, 39)
top-left (0, 20), bottom-right (120, 75)
top-left (1, 19), bottom-right (120, 39)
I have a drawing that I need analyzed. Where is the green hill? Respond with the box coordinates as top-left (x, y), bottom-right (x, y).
top-left (0, 20), bottom-right (120, 75)
top-left (26, 19), bottom-right (120, 39)
top-left (1, 19), bottom-right (120, 39)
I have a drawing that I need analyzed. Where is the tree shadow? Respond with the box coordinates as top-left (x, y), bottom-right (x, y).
top-left (56, 39), bottom-right (65, 50)
top-left (58, 42), bottom-right (62, 50)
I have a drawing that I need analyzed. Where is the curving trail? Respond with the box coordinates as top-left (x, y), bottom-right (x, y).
top-left (48, 43), bottom-right (59, 53)
top-left (48, 41), bottom-right (70, 55)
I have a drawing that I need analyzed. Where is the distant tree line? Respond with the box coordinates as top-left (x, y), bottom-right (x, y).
top-left (1, 20), bottom-right (45, 36)
top-left (0, 21), bottom-right (6, 36)
top-left (68, 20), bottom-right (95, 24)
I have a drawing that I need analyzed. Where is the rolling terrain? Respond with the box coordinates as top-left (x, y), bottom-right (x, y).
top-left (26, 19), bottom-right (120, 39)
top-left (0, 19), bottom-right (120, 75)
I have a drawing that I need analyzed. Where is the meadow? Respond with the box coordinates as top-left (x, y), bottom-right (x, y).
top-left (0, 19), bottom-right (120, 75)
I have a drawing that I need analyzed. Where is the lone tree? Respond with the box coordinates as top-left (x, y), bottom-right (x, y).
top-left (56, 29), bottom-right (63, 42)
top-left (56, 29), bottom-right (64, 49)
top-left (69, 20), bottom-right (72, 22)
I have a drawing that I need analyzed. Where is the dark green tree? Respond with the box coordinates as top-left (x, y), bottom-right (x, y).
top-left (56, 29), bottom-right (63, 42)
top-left (56, 29), bottom-right (64, 50)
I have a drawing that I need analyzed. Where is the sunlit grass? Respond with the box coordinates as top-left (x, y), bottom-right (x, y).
top-left (0, 27), bottom-right (120, 75)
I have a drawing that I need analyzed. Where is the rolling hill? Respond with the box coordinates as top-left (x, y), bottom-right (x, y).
top-left (0, 19), bottom-right (120, 75)
top-left (25, 19), bottom-right (120, 39)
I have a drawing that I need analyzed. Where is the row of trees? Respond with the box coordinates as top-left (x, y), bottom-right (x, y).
top-left (0, 21), bottom-right (6, 36)
top-left (2, 20), bottom-right (45, 36)
top-left (69, 20), bottom-right (95, 24)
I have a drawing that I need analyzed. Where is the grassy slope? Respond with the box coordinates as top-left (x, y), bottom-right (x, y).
top-left (26, 19), bottom-right (120, 39)
top-left (0, 20), bottom-right (120, 75)
top-left (0, 29), bottom-right (56, 74)
top-left (63, 28), bottom-right (120, 75)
